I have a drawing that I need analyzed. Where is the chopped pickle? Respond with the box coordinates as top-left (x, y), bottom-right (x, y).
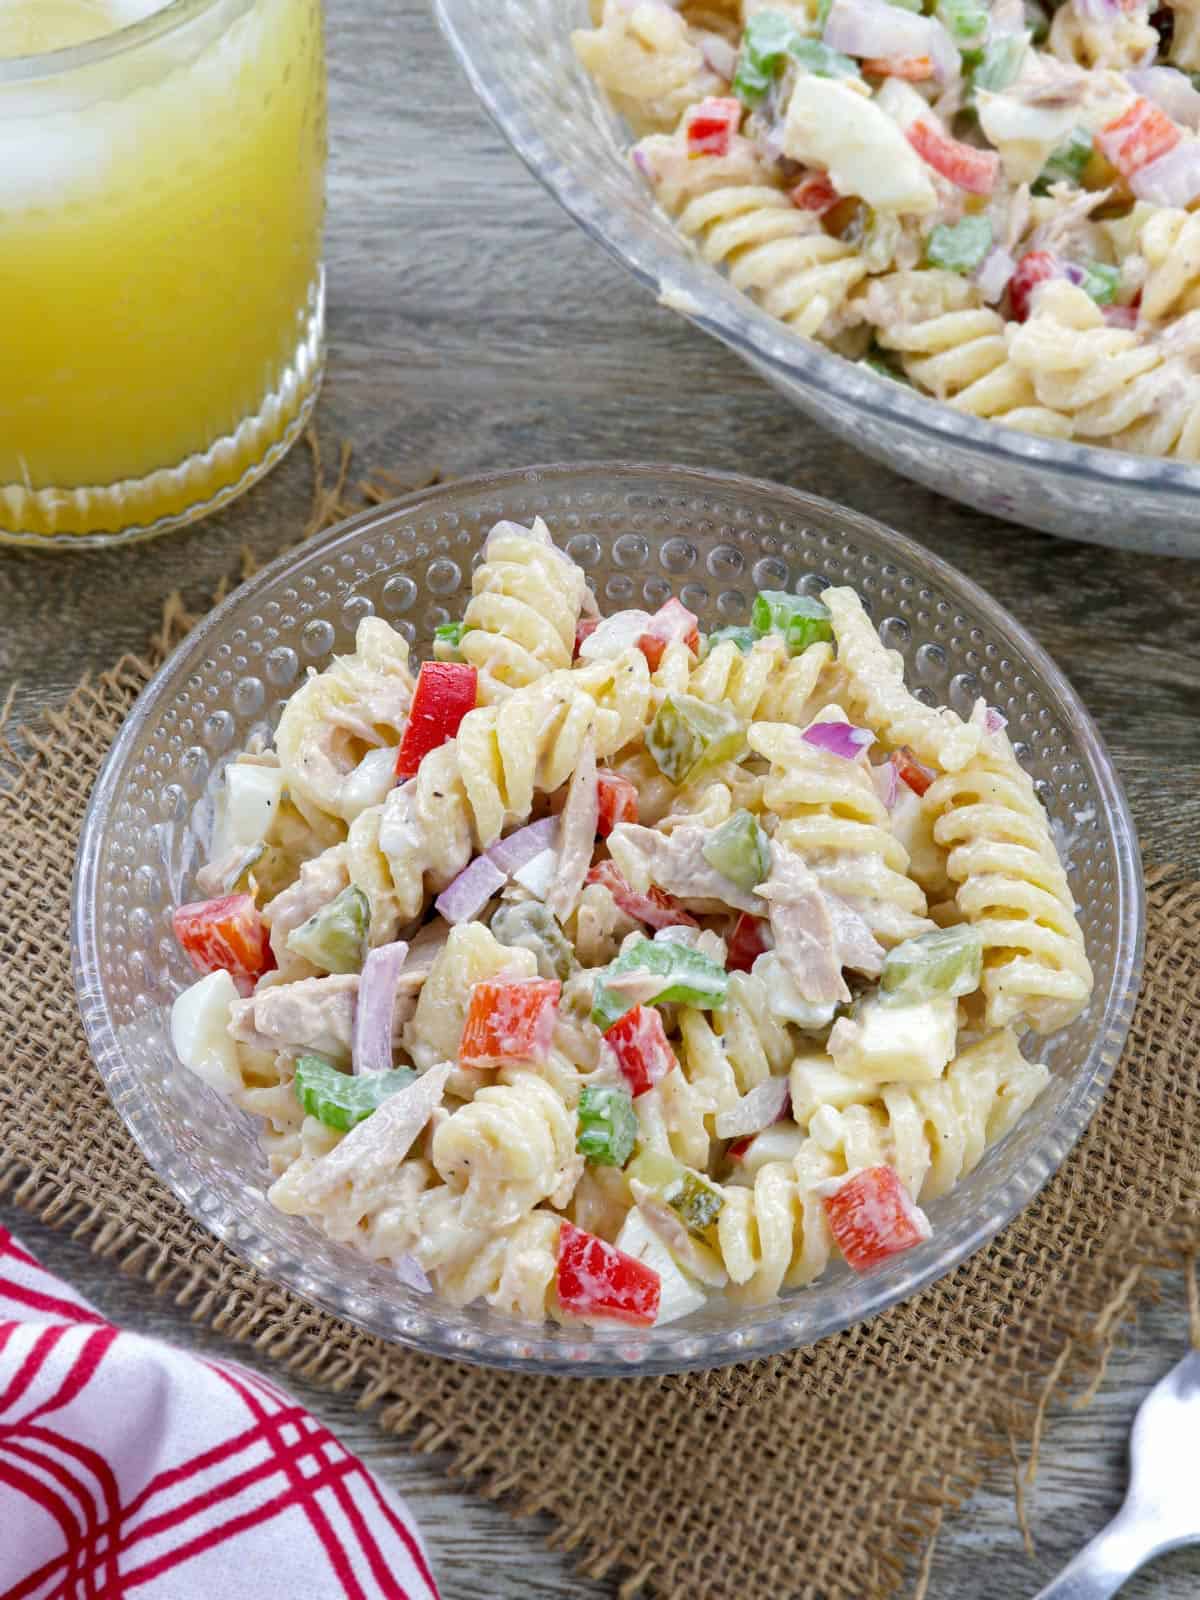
top-left (701, 809), bottom-right (769, 892)
top-left (491, 900), bottom-right (577, 981)
top-left (880, 925), bottom-right (984, 1003)
top-left (286, 885), bottom-right (370, 974)
top-left (926, 215), bottom-right (992, 274)
top-left (647, 694), bottom-right (745, 785)
top-left (751, 591), bottom-right (834, 655)
top-left (705, 625), bottom-right (758, 655)
top-left (293, 1054), bottom-right (417, 1131)
top-left (628, 1150), bottom-right (724, 1234)
top-left (226, 841), bottom-right (294, 900)
top-left (1032, 127), bottom-right (1093, 194)
top-left (576, 1084), bottom-right (637, 1167)
top-left (592, 938), bottom-right (729, 1030)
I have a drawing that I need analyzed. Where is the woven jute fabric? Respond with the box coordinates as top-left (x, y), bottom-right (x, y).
top-left (1, 645), bottom-right (1198, 1600)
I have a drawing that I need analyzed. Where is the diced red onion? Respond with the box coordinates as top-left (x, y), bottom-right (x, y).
top-left (633, 146), bottom-right (655, 181)
top-left (1104, 304), bottom-right (1139, 329)
top-left (486, 816), bottom-right (558, 874)
top-left (546, 741), bottom-right (598, 922)
top-left (394, 1253), bottom-right (432, 1294)
top-left (976, 246), bottom-right (1016, 305)
top-left (701, 35), bottom-right (737, 80)
top-left (715, 1076), bottom-right (791, 1139)
top-left (1073, 0), bottom-right (1123, 20)
top-left (435, 853), bottom-right (506, 924)
top-left (984, 706), bottom-right (1008, 735)
top-left (1131, 140), bottom-right (1200, 206)
top-left (353, 940), bottom-right (410, 1075)
top-left (802, 720), bottom-right (876, 760)
top-left (1126, 66), bottom-right (1200, 129)
top-left (871, 757), bottom-right (900, 810)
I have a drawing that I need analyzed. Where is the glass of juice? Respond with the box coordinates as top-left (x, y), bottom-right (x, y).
top-left (0, 0), bottom-right (326, 548)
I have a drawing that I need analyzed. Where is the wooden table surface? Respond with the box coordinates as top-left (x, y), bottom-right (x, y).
top-left (2, 0), bottom-right (1199, 1594)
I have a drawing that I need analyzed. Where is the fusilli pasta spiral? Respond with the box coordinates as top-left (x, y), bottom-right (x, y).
top-left (922, 721), bottom-right (1093, 1032)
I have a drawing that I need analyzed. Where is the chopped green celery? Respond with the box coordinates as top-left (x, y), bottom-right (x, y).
top-left (880, 925), bottom-right (984, 1004)
top-left (491, 900), bottom-right (576, 981)
top-left (732, 11), bottom-right (854, 106)
top-left (706, 625), bottom-right (758, 655)
top-left (591, 938), bottom-right (729, 1030)
top-left (701, 808), bottom-right (769, 892)
top-left (293, 1054), bottom-right (417, 1131)
top-left (433, 621), bottom-right (470, 661)
top-left (1032, 128), bottom-right (1092, 194)
top-left (971, 31), bottom-right (1028, 93)
top-left (626, 1150), bottom-right (724, 1234)
top-left (751, 590), bottom-right (834, 655)
top-left (647, 694), bottom-right (745, 784)
top-left (938, 0), bottom-right (987, 42)
top-left (1078, 260), bottom-right (1120, 307)
top-left (286, 885), bottom-right (370, 974)
top-left (576, 1084), bottom-right (637, 1167)
top-left (926, 215), bottom-right (992, 275)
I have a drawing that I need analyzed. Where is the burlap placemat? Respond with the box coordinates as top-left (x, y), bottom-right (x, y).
top-left (1, 482), bottom-right (1198, 1598)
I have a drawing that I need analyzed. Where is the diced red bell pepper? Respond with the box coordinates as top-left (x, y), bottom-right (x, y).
top-left (586, 861), bottom-right (698, 931)
top-left (906, 121), bottom-right (999, 195)
top-left (637, 598), bottom-right (701, 672)
top-left (726, 911), bottom-right (770, 974)
top-left (459, 978), bottom-right (561, 1069)
top-left (893, 745), bottom-right (937, 798)
top-left (556, 1222), bottom-right (661, 1326)
top-left (395, 661), bottom-right (478, 781)
top-left (863, 54), bottom-right (933, 79)
top-left (686, 96), bottom-right (741, 159)
top-left (574, 618), bottom-right (600, 659)
top-left (1008, 250), bottom-right (1061, 323)
top-left (604, 1003), bottom-right (678, 1098)
top-left (1097, 97), bottom-right (1180, 179)
top-left (822, 1165), bottom-right (931, 1273)
top-left (790, 173), bottom-right (841, 214)
top-left (174, 892), bottom-right (275, 984)
top-left (596, 770), bottom-right (639, 836)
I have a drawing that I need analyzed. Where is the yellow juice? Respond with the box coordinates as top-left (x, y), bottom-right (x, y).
top-left (0, 0), bottom-right (326, 544)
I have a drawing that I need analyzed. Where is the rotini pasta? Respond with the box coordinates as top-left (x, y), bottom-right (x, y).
top-left (572, 5), bottom-right (1200, 461)
top-left (171, 517), bottom-right (1087, 1327)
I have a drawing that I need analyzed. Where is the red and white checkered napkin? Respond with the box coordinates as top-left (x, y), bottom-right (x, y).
top-left (0, 1227), bottom-right (440, 1600)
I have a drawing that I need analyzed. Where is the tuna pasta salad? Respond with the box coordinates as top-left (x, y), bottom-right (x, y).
top-left (574, 0), bottom-right (1200, 459)
top-left (169, 519), bottom-right (1093, 1329)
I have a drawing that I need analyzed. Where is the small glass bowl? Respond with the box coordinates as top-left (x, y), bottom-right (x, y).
top-left (433, 0), bottom-right (1200, 557)
top-left (73, 464), bottom-right (1143, 1375)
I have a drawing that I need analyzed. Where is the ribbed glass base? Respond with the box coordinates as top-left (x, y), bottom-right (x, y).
top-left (0, 273), bottom-right (325, 552)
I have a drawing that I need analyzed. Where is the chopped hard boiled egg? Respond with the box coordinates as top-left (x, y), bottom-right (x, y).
top-left (827, 992), bottom-right (958, 1083)
top-left (784, 76), bottom-right (937, 214)
top-left (615, 1207), bottom-right (708, 1325)
top-left (170, 970), bottom-right (243, 1098)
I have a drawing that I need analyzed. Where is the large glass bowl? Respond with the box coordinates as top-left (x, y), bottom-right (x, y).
top-left (432, 0), bottom-right (1200, 558)
top-left (73, 464), bottom-right (1143, 1375)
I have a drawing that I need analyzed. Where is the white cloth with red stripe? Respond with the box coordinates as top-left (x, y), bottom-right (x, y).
top-left (0, 1227), bottom-right (440, 1600)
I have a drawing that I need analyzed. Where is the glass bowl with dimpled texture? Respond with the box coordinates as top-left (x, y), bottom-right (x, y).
top-left (73, 464), bottom-right (1143, 1375)
top-left (431, 0), bottom-right (1200, 557)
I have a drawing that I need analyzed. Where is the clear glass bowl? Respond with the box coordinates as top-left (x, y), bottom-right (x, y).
top-left (432, 0), bottom-right (1200, 558)
top-left (73, 464), bottom-right (1144, 1374)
